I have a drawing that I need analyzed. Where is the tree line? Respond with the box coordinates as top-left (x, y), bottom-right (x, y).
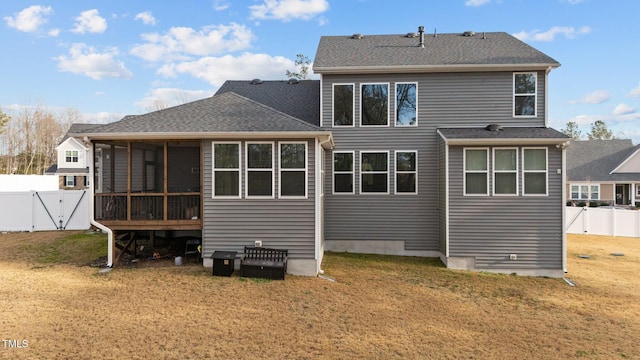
top-left (0, 104), bottom-right (78, 175)
top-left (561, 119), bottom-right (615, 141)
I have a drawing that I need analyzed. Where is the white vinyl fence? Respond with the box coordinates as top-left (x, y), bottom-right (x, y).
top-left (566, 207), bottom-right (640, 237)
top-left (0, 190), bottom-right (90, 232)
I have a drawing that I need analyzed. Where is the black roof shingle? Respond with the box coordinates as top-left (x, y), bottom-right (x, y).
top-left (567, 140), bottom-right (640, 182)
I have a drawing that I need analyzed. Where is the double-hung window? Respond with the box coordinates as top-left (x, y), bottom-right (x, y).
top-left (333, 84), bottom-right (354, 126)
top-left (395, 83), bottom-right (417, 126)
top-left (279, 142), bottom-right (307, 198)
top-left (212, 142), bottom-right (240, 198)
top-left (523, 148), bottom-right (547, 195)
top-left (66, 150), bottom-right (78, 163)
top-left (361, 83), bottom-right (389, 126)
top-left (246, 142), bottom-right (274, 198)
top-left (514, 72), bottom-right (537, 117)
top-left (396, 151), bottom-right (417, 194)
top-left (333, 152), bottom-right (354, 194)
top-left (361, 151), bottom-right (389, 193)
top-left (493, 148), bottom-right (518, 195)
top-left (65, 176), bottom-right (75, 188)
top-left (464, 148), bottom-right (488, 195)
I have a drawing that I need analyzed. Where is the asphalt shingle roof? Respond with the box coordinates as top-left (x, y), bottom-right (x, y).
top-left (567, 140), bottom-right (640, 182)
top-left (61, 123), bottom-right (100, 143)
top-left (439, 126), bottom-right (568, 140)
top-left (314, 31), bottom-right (560, 72)
top-left (216, 80), bottom-right (320, 126)
top-left (77, 92), bottom-right (323, 136)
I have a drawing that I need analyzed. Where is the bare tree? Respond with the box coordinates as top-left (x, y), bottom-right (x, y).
top-left (587, 120), bottom-right (614, 140)
top-left (561, 121), bottom-right (582, 140)
top-left (286, 54), bottom-right (311, 80)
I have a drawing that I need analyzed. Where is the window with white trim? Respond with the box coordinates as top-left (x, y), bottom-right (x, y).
top-left (66, 150), bottom-right (79, 163)
top-left (65, 176), bottom-right (75, 187)
top-left (523, 148), bottom-right (547, 195)
top-left (333, 84), bottom-right (354, 126)
top-left (246, 142), bottom-right (274, 197)
top-left (333, 152), bottom-right (354, 194)
top-left (361, 83), bottom-right (389, 126)
top-left (396, 151), bottom-right (417, 194)
top-left (212, 142), bottom-right (241, 198)
top-left (493, 148), bottom-right (518, 195)
top-left (396, 83), bottom-right (417, 126)
top-left (570, 184), bottom-right (600, 200)
top-left (361, 151), bottom-right (389, 193)
top-left (464, 148), bottom-right (488, 195)
top-left (279, 142), bottom-right (307, 197)
top-left (514, 72), bottom-right (537, 117)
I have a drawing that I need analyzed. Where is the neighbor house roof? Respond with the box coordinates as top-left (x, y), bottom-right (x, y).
top-left (313, 31), bottom-right (560, 74)
top-left (60, 123), bottom-right (100, 143)
top-left (567, 140), bottom-right (640, 182)
top-left (73, 92), bottom-right (331, 144)
top-left (216, 80), bottom-right (320, 126)
top-left (438, 126), bottom-right (569, 146)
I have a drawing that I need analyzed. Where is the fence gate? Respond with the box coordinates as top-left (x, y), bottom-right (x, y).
top-left (0, 190), bottom-right (90, 232)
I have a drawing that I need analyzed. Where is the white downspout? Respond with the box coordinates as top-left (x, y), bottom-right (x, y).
top-left (87, 142), bottom-right (113, 267)
top-left (562, 144), bottom-right (567, 273)
top-left (316, 135), bottom-right (333, 275)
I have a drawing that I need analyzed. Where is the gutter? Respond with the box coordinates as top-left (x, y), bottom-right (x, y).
top-left (314, 63), bottom-right (561, 75)
top-left (86, 140), bottom-right (114, 268)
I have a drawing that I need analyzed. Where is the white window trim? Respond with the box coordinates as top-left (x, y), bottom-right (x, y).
top-left (65, 150), bottom-right (79, 164)
top-left (245, 141), bottom-right (275, 199)
top-left (395, 82), bottom-right (418, 127)
top-left (513, 72), bottom-right (537, 118)
top-left (492, 147), bottom-right (518, 196)
top-left (212, 141), bottom-right (241, 199)
top-left (360, 83), bottom-right (390, 127)
top-left (395, 150), bottom-right (418, 194)
top-left (463, 148), bottom-right (489, 196)
top-left (522, 147), bottom-right (548, 196)
top-left (332, 83), bottom-right (355, 128)
top-left (360, 150), bottom-right (389, 194)
top-left (65, 176), bottom-right (75, 188)
top-left (278, 141), bottom-right (308, 199)
top-left (333, 151), bottom-right (355, 195)
top-left (570, 183), bottom-right (600, 201)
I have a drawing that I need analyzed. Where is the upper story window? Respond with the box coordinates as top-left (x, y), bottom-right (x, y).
top-left (279, 142), bottom-right (307, 198)
top-left (333, 84), bottom-right (354, 127)
top-left (523, 148), bottom-right (547, 195)
top-left (66, 150), bottom-right (79, 163)
top-left (361, 83), bottom-right (389, 126)
top-left (361, 151), bottom-right (389, 193)
top-left (493, 148), bottom-right (518, 195)
top-left (396, 151), bottom-right (417, 194)
top-left (570, 184), bottom-right (599, 200)
top-left (513, 73), bottom-right (537, 117)
top-left (395, 83), bottom-right (417, 126)
top-left (213, 142), bottom-right (241, 198)
top-left (246, 142), bottom-right (274, 198)
top-left (333, 151), bottom-right (354, 194)
top-left (464, 148), bottom-right (489, 195)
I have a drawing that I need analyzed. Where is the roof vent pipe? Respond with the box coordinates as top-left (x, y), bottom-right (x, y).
top-left (418, 26), bottom-right (425, 48)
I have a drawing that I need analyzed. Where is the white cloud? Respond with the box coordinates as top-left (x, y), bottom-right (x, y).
top-left (83, 111), bottom-right (124, 124)
top-left (629, 82), bottom-right (640, 98)
top-left (135, 88), bottom-right (212, 110)
top-left (55, 43), bottom-right (132, 80)
top-left (512, 26), bottom-right (590, 42)
top-left (157, 53), bottom-right (295, 87)
top-left (48, 28), bottom-right (60, 37)
top-left (613, 103), bottom-right (635, 116)
top-left (250, 0), bottom-right (329, 21)
top-left (135, 11), bottom-right (156, 26)
top-left (213, 0), bottom-right (231, 11)
top-left (72, 9), bottom-right (107, 34)
top-left (570, 90), bottom-right (610, 105)
top-left (465, 0), bottom-right (490, 7)
top-left (130, 23), bottom-right (254, 62)
top-left (4, 5), bottom-right (52, 33)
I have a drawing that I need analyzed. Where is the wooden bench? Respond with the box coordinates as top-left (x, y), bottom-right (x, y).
top-left (240, 246), bottom-right (288, 280)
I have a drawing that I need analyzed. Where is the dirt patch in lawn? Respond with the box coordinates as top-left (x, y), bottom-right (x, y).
top-left (0, 231), bottom-right (638, 359)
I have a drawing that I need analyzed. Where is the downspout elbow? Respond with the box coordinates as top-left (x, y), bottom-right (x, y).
top-left (87, 142), bottom-right (113, 267)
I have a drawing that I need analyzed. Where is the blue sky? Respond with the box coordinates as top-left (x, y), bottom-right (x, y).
top-left (1, 0), bottom-right (640, 142)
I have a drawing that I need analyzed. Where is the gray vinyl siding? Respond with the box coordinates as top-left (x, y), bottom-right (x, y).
top-left (322, 71), bottom-right (547, 252)
top-left (447, 145), bottom-right (563, 270)
top-left (202, 139), bottom-right (316, 259)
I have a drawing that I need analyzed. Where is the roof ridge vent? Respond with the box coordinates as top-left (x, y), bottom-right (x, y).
top-left (287, 78), bottom-right (299, 85)
top-left (463, 30), bottom-right (476, 37)
top-left (250, 78), bottom-right (262, 85)
top-left (406, 32), bottom-right (417, 38)
top-left (485, 124), bottom-right (503, 132)
top-left (351, 33), bottom-right (363, 39)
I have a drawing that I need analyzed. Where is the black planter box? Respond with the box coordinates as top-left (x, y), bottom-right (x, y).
top-left (210, 251), bottom-right (237, 276)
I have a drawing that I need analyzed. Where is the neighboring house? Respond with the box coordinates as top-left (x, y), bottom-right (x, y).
top-left (47, 123), bottom-right (97, 189)
top-left (567, 139), bottom-right (640, 207)
top-left (71, 28), bottom-right (569, 277)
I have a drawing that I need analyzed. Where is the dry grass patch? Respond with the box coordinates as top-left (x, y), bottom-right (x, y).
top-left (0, 231), bottom-right (638, 359)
